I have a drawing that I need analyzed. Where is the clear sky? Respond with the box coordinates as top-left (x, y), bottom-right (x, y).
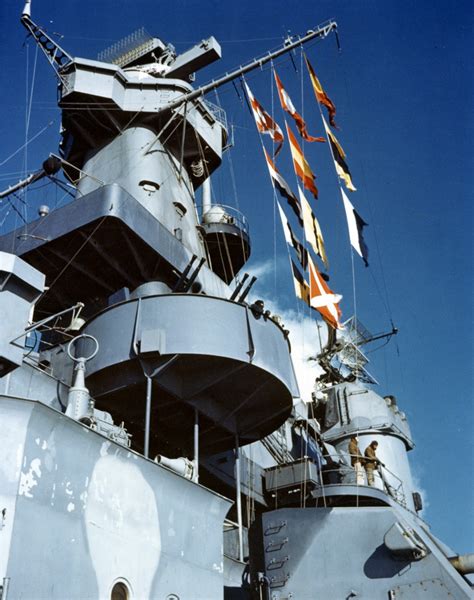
top-left (0, 0), bottom-right (472, 553)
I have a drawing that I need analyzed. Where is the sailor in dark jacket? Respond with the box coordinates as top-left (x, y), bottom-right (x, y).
top-left (364, 440), bottom-right (384, 486)
top-left (348, 435), bottom-right (365, 484)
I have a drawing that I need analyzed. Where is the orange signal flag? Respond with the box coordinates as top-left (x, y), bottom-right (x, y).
top-left (285, 122), bottom-right (319, 200)
top-left (305, 56), bottom-right (338, 129)
top-left (274, 69), bottom-right (325, 143)
top-left (243, 80), bottom-right (284, 156)
top-left (308, 255), bottom-right (343, 330)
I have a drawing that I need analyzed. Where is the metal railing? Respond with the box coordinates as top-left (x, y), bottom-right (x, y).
top-left (320, 453), bottom-right (407, 507)
top-left (199, 203), bottom-right (250, 237)
top-left (262, 426), bottom-right (293, 465)
top-left (201, 98), bottom-right (227, 129)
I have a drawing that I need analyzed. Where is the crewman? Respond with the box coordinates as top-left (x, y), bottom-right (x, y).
top-left (364, 440), bottom-right (384, 487)
top-left (348, 435), bottom-right (365, 485)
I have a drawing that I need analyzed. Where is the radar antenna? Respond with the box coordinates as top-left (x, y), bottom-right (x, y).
top-left (313, 317), bottom-right (398, 386)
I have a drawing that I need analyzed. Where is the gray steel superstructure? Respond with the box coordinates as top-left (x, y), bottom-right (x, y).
top-left (0, 3), bottom-right (472, 599)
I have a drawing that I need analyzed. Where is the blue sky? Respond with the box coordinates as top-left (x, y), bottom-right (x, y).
top-left (0, 0), bottom-right (472, 553)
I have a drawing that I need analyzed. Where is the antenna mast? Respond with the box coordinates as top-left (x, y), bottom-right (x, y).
top-left (21, 0), bottom-right (73, 79)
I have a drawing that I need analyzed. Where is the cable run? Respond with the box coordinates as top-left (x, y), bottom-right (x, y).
top-left (0, 121), bottom-right (54, 167)
top-left (41, 215), bottom-right (108, 299)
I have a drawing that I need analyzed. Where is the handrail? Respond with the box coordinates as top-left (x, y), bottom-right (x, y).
top-left (320, 452), bottom-right (407, 507)
top-left (198, 203), bottom-right (250, 236)
top-left (323, 421), bottom-right (414, 448)
top-left (201, 98), bottom-right (227, 129)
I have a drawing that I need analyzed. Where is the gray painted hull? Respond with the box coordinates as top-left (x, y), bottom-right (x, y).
top-left (253, 506), bottom-right (472, 599)
top-left (0, 397), bottom-right (231, 599)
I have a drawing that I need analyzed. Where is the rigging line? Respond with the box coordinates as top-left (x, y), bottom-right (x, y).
top-left (0, 207), bottom-right (12, 228)
top-left (0, 201), bottom-right (11, 217)
top-left (13, 185), bottom-right (75, 253)
top-left (7, 197), bottom-right (27, 224)
top-left (0, 171), bottom-right (34, 178)
top-left (154, 138), bottom-right (195, 205)
top-left (311, 73), bottom-right (355, 322)
top-left (119, 105), bottom-right (145, 134)
top-left (178, 101), bottom-right (188, 181)
top-left (241, 73), bottom-right (288, 308)
top-left (36, 102), bottom-right (125, 108)
top-left (365, 337), bottom-right (392, 354)
top-left (270, 62), bottom-right (278, 297)
top-left (216, 232), bottom-right (230, 284)
top-left (52, 155), bottom-right (106, 187)
top-left (298, 48), bottom-right (310, 359)
top-left (335, 50), bottom-right (395, 325)
top-left (26, 44), bottom-right (39, 137)
top-left (18, 44), bottom-right (30, 248)
top-left (214, 88), bottom-right (240, 209)
top-left (303, 416), bottom-right (311, 508)
top-left (190, 27), bottom-right (336, 102)
top-left (24, 44), bottom-right (29, 176)
top-left (368, 267), bottom-right (391, 319)
top-left (155, 115), bottom-right (183, 150)
top-left (220, 228), bottom-right (236, 283)
top-left (360, 159), bottom-right (394, 320)
top-left (0, 121), bottom-right (54, 167)
top-left (277, 191), bottom-right (302, 327)
top-left (315, 318), bottom-right (323, 353)
top-left (23, 179), bottom-right (54, 192)
top-left (350, 248), bottom-right (358, 383)
top-left (227, 82), bottom-right (251, 270)
top-left (40, 215), bottom-right (108, 298)
top-left (11, 192), bottom-right (28, 206)
top-left (300, 47), bottom-right (304, 129)
top-left (143, 104), bottom-right (187, 156)
top-left (47, 175), bottom-right (76, 198)
top-left (24, 47), bottom-right (39, 227)
top-left (226, 145), bottom-right (240, 210)
top-left (196, 109), bottom-right (237, 282)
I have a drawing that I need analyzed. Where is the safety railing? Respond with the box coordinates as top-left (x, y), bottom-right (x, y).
top-left (201, 98), bottom-right (227, 130)
top-left (198, 203), bottom-right (250, 238)
top-left (318, 453), bottom-right (407, 508)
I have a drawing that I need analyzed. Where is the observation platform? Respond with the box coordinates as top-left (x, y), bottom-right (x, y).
top-left (81, 292), bottom-right (298, 455)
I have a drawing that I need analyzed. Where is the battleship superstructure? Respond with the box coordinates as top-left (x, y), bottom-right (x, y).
top-left (0, 3), bottom-right (472, 599)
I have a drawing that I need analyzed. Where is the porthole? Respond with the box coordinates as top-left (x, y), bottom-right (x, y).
top-left (139, 179), bottom-right (160, 194)
top-left (173, 201), bottom-right (187, 217)
top-left (111, 581), bottom-right (130, 600)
